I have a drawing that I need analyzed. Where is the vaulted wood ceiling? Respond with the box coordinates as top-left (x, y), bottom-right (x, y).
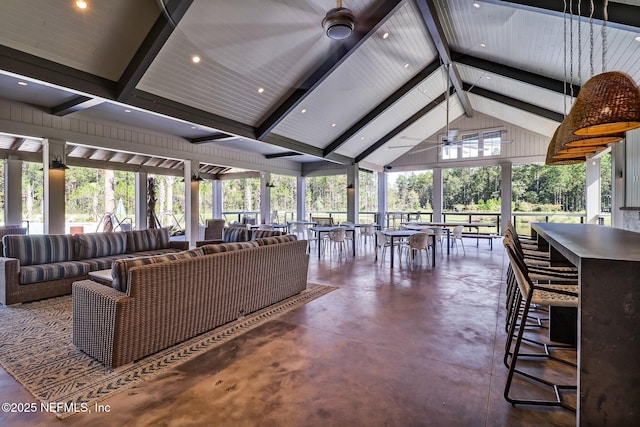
top-left (0, 0), bottom-right (638, 171)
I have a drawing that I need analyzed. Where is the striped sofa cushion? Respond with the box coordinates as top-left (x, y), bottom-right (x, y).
top-left (222, 226), bottom-right (250, 243)
top-left (200, 241), bottom-right (258, 255)
top-left (254, 235), bottom-right (298, 246)
top-left (3, 234), bottom-right (75, 265)
top-left (124, 228), bottom-right (170, 253)
top-left (80, 254), bottom-right (137, 271)
top-left (111, 248), bottom-right (204, 292)
top-left (251, 229), bottom-right (284, 239)
top-left (19, 261), bottom-right (90, 284)
top-left (75, 232), bottom-right (127, 259)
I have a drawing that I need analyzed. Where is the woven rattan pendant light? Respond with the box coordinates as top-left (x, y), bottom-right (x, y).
top-left (572, 71), bottom-right (640, 135)
top-left (546, 126), bottom-right (586, 165)
top-left (560, 108), bottom-right (623, 147)
top-left (571, 0), bottom-right (640, 135)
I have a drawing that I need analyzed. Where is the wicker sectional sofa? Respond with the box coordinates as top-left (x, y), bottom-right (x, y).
top-left (0, 228), bottom-right (187, 305)
top-left (72, 235), bottom-right (309, 368)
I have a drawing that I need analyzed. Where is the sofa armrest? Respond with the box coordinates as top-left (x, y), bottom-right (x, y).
top-left (195, 239), bottom-right (223, 247)
top-left (0, 257), bottom-right (20, 305)
top-left (72, 280), bottom-right (130, 367)
top-left (169, 240), bottom-right (189, 250)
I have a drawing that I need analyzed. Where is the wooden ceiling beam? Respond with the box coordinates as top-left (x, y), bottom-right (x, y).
top-left (116, 0), bottom-right (194, 102)
top-left (51, 96), bottom-right (103, 116)
top-left (477, 0), bottom-right (640, 33)
top-left (323, 58), bottom-right (441, 157)
top-left (354, 88), bottom-right (451, 163)
top-left (255, 0), bottom-right (407, 141)
top-left (452, 51), bottom-right (581, 97)
top-left (463, 83), bottom-right (564, 122)
top-left (416, 0), bottom-right (473, 117)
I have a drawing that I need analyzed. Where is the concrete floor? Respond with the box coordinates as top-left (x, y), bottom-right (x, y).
top-left (0, 238), bottom-right (577, 426)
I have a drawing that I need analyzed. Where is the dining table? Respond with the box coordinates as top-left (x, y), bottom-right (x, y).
top-left (309, 226), bottom-right (356, 259)
top-left (377, 229), bottom-right (436, 268)
top-left (531, 222), bottom-right (640, 426)
top-left (404, 225), bottom-right (451, 254)
top-left (406, 222), bottom-right (497, 248)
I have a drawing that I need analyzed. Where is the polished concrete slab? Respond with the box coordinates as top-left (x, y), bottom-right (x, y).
top-left (0, 240), bottom-right (576, 426)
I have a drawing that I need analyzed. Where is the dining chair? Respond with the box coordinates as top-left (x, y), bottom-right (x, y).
top-left (327, 227), bottom-right (348, 259)
top-left (375, 230), bottom-right (391, 264)
top-left (290, 222), bottom-right (308, 240)
top-left (404, 232), bottom-right (431, 270)
top-left (360, 224), bottom-right (375, 247)
top-left (433, 227), bottom-right (445, 252)
top-left (452, 225), bottom-right (465, 254)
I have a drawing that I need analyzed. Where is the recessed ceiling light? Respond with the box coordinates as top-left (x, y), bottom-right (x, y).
top-left (480, 43), bottom-right (486, 48)
top-left (191, 126), bottom-right (197, 130)
top-left (75, 0), bottom-right (88, 10)
top-left (301, 108), bottom-right (307, 113)
top-left (192, 55), bottom-right (201, 63)
top-left (124, 109), bottom-right (131, 113)
top-left (635, 35), bottom-right (640, 42)
top-left (331, 123), bottom-right (336, 127)
top-left (360, 136), bottom-right (365, 141)
top-left (403, 63), bottom-right (410, 69)
top-left (17, 81), bottom-right (28, 86)
top-left (473, 2), bottom-right (480, 8)
top-left (258, 87), bottom-right (264, 94)
top-left (382, 32), bottom-right (389, 39)
top-left (485, 76), bottom-right (491, 80)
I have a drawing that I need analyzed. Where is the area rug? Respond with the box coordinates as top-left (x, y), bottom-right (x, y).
top-left (0, 283), bottom-right (336, 419)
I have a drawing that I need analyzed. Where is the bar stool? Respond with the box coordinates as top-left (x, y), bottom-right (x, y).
top-left (503, 241), bottom-right (578, 411)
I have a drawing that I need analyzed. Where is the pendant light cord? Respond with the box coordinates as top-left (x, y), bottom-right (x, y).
top-left (602, 0), bottom-right (608, 73)
top-left (589, 0), bottom-right (594, 77)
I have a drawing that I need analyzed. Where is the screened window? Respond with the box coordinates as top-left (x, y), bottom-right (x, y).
top-left (461, 133), bottom-right (479, 158)
top-left (483, 131), bottom-right (502, 156)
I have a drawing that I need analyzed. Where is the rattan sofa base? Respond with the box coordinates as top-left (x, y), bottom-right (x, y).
top-left (73, 239), bottom-right (309, 368)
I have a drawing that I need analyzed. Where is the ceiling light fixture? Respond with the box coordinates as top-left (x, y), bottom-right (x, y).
top-left (301, 108), bottom-right (307, 113)
top-left (382, 32), bottom-right (389, 39)
top-left (258, 87), bottom-right (264, 93)
top-left (17, 81), bottom-right (27, 86)
top-left (192, 55), bottom-right (200, 63)
top-left (322, 0), bottom-right (356, 40)
top-left (75, 0), bottom-right (87, 10)
top-left (473, 2), bottom-right (481, 8)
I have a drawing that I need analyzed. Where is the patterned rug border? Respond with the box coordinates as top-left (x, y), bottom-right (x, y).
top-left (0, 283), bottom-right (337, 419)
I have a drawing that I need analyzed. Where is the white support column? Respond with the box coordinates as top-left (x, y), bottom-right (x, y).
top-left (586, 158), bottom-right (601, 224)
top-left (432, 167), bottom-right (443, 222)
top-left (43, 139), bottom-right (66, 234)
top-left (612, 140), bottom-right (625, 229)
top-left (212, 180), bottom-right (223, 219)
top-left (187, 160), bottom-right (200, 247)
top-left (346, 165), bottom-right (359, 223)
top-left (296, 176), bottom-right (306, 222)
top-left (501, 163), bottom-right (513, 235)
top-left (261, 172), bottom-right (272, 224)
top-left (4, 158), bottom-right (23, 225)
top-left (377, 172), bottom-right (387, 228)
top-left (135, 172), bottom-right (148, 230)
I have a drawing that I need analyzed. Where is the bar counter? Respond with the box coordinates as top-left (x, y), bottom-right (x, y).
top-left (531, 223), bottom-right (640, 427)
